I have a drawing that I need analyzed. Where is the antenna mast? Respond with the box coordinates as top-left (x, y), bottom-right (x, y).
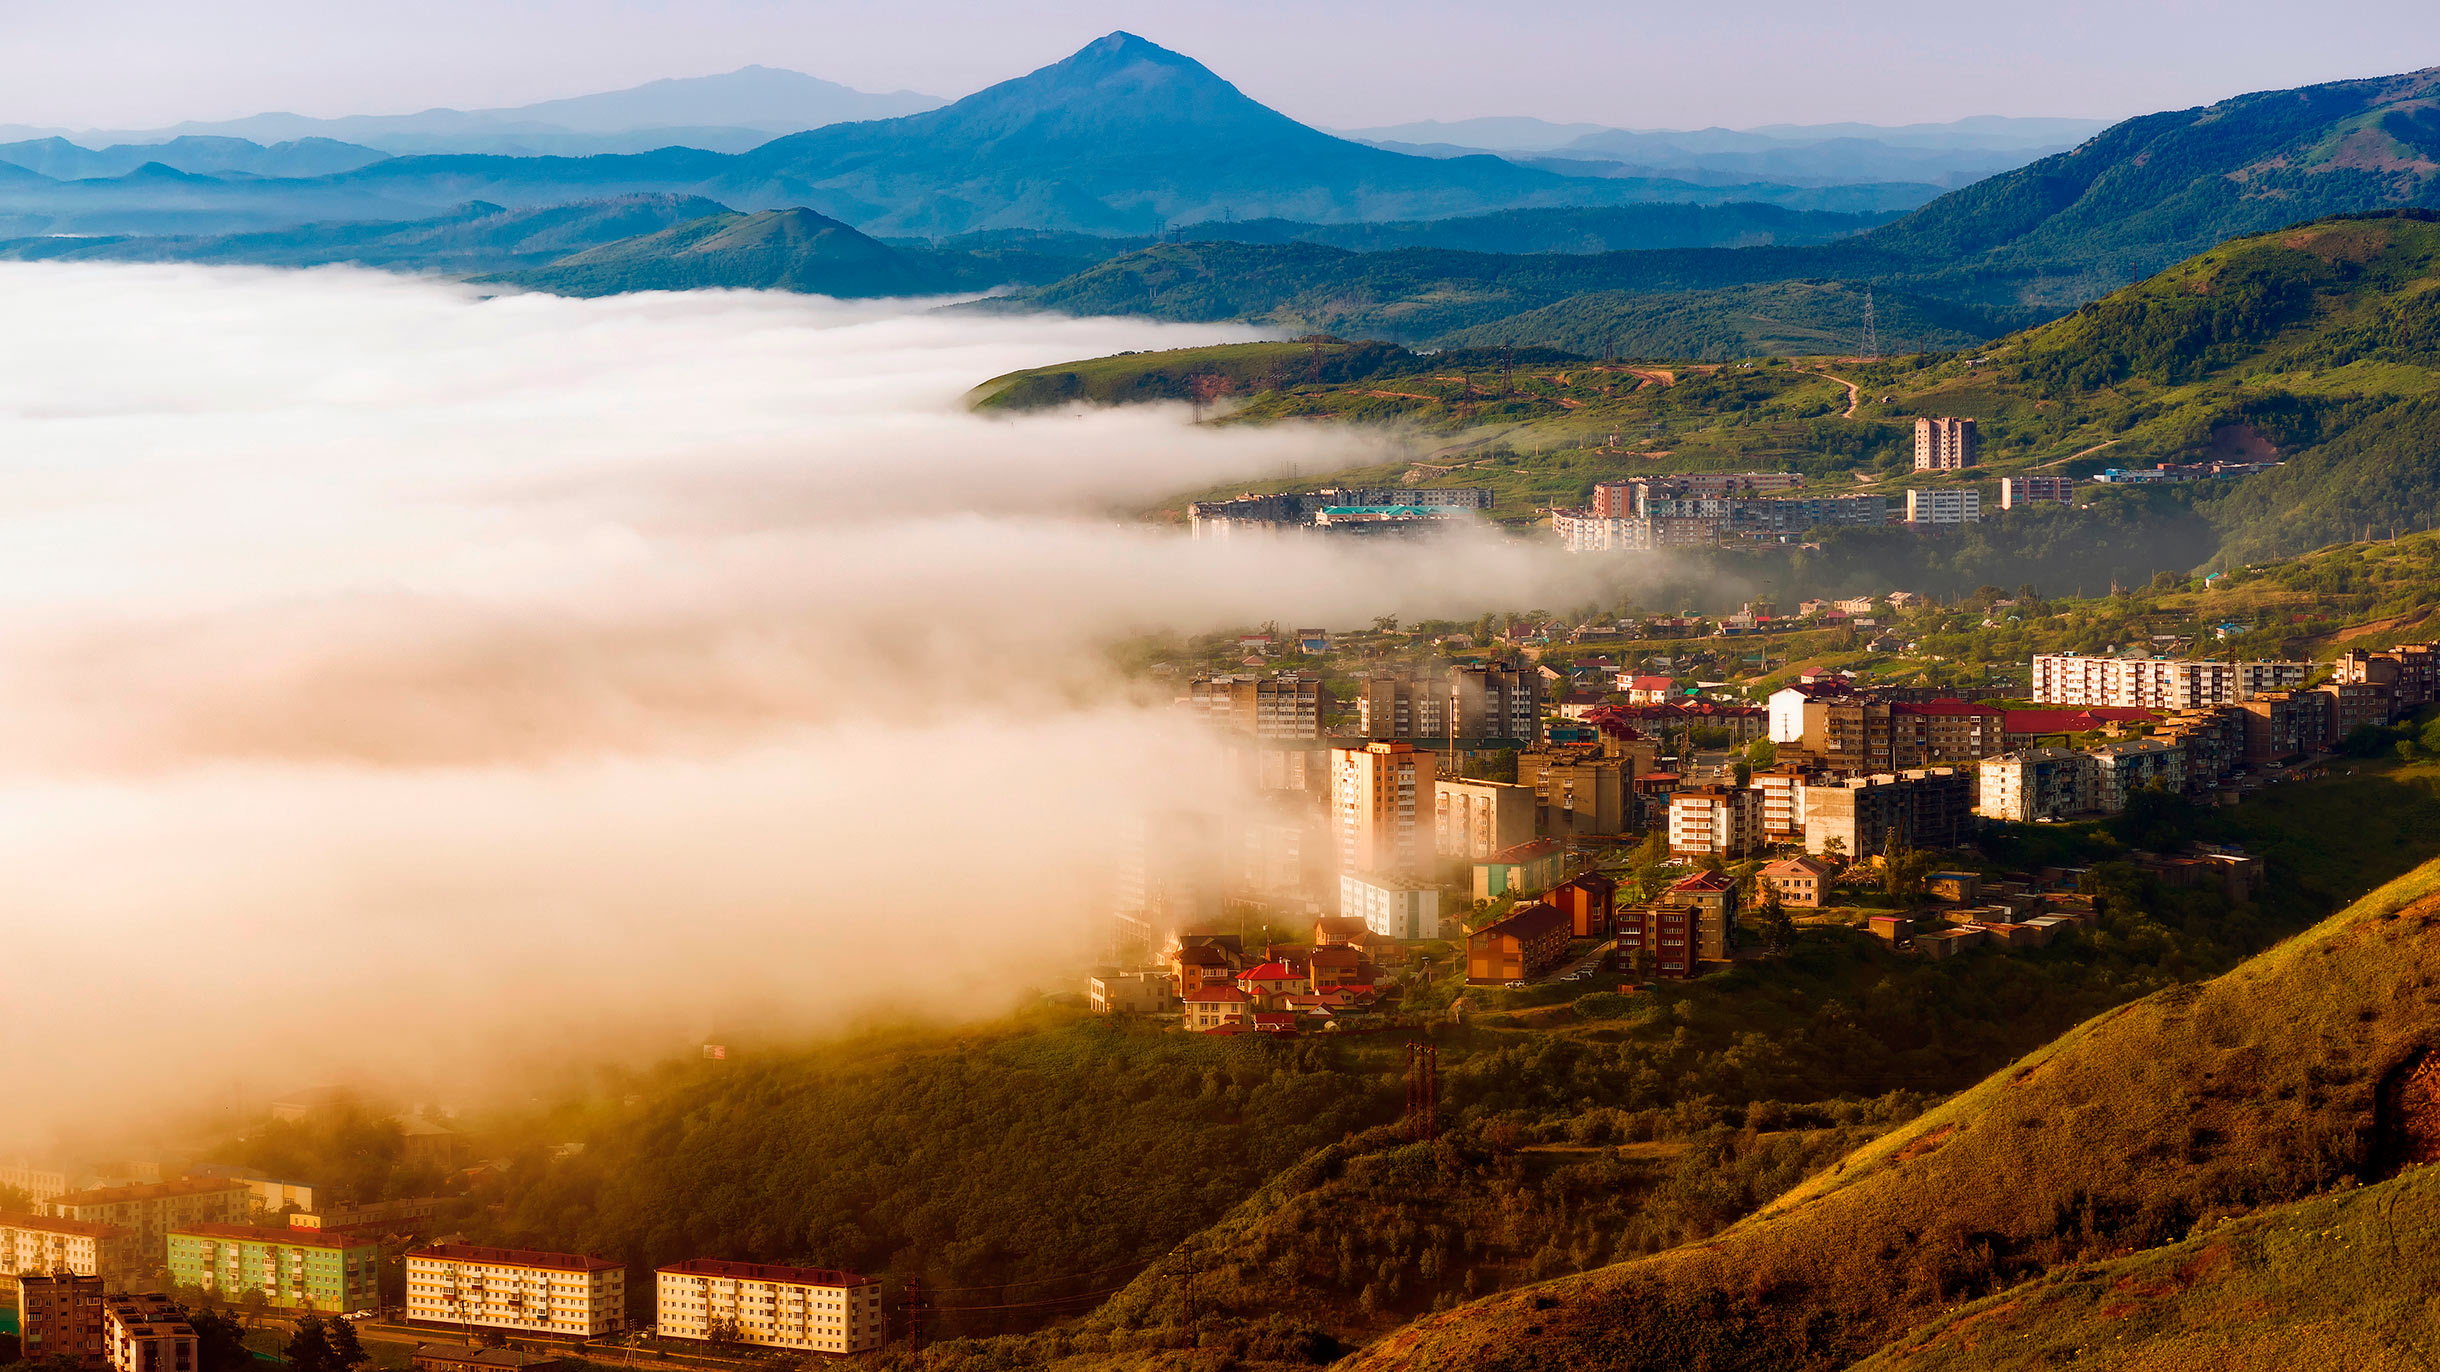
top-left (1860, 289), bottom-right (1879, 362)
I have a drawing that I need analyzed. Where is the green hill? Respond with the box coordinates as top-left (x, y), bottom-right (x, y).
top-left (489, 207), bottom-right (966, 297)
top-left (1003, 65), bottom-right (2440, 345)
top-left (1434, 280), bottom-right (2004, 359)
top-left (1336, 860), bottom-right (2440, 1372)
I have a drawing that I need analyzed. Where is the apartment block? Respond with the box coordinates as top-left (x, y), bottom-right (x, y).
top-left (1615, 900), bottom-right (1699, 978)
top-left (2029, 655), bottom-right (2308, 708)
top-left (168, 1226), bottom-right (379, 1313)
top-left (1757, 856), bottom-right (1832, 908)
top-left (2314, 679), bottom-right (2396, 744)
top-left (14, 1272), bottom-right (106, 1370)
top-left (1913, 416), bottom-right (1978, 470)
top-left (1546, 873), bottom-right (1618, 938)
top-left (1340, 871), bottom-right (1443, 941)
top-left (1474, 839), bottom-right (1563, 900)
top-left (2089, 737), bottom-right (2186, 812)
top-left (2159, 706), bottom-right (2249, 793)
top-left (2236, 689), bottom-right (2331, 763)
top-left (1451, 663), bottom-right (1541, 741)
top-left (1977, 749), bottom-right (2099, 821)
top-left (2333, 643), bottom-right (2440, 711)
top-left (1751, 765), bottom-right (1813, 844)
top-left (42, 1181), bottom-right (250, 1255)
top-left (1110, 811), bottom-right (1224, 960)
top-left (1801, 775), bottom-right (1913, 859)
top-left (103, 1295), bottom-right (195, 1372)
top-left (0, 1215), bottom-right (140, 1284)
top-left (655, 1259), bottom-right (884, 1357)
top-left (1331, 742), bottom-right (1436, 877)
top-left (1432, 778), bottom-right (1537, 859)
top-left (1185, 673), bottom-right (1332, 739)
top-left (1465, 902), bottom-right (1571, 984)
top-left (2000, 475), bottom-right (2074, 508)
top-left (1668, 786), bottom-right (1761, 859)
top-left (404, 1245), bottom-right (625, 1338)
top-left (1514, 748), bottom-right (1635, 839)
top-left (1904, 487), bottom-right (1981, 525)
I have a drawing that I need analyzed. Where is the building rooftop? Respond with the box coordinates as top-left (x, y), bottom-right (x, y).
top-left (1240, 962), bottom-right (1298, 981)
top-left (409, 1243), bottom-right (622, 1273)
top-left (1484, 839), bottom-right (1562, 864)
top-left (656, 1257), bottom-right (877, 1288)
top-left (1183, 984), bottom-right (1248, 1003)
top-left (1670, 871), bottom-right (1737, 894)
top-left (0, 1212), bottom-right (131, 1239)
top-left (173, 1224), bottom-right (376, 1250)
top-left (412, 1348), bottom-right (566, 1370)
top-left (49, 1178), bottom-right (249, 1208)
top-left (1472, 902), bottom-right (1569, 941)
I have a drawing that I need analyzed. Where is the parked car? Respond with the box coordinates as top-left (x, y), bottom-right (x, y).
top-left (1504, 979), bottom-right (1527, 989)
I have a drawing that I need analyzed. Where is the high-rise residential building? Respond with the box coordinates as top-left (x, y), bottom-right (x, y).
top-left (1331, 742), bottom-right (1436, 878)
top-left (1432, 778), bottom-right (1537, 859)
top-left (404, 1245), bottom-right (625, 1338)
top-left (1668, 786), bottom-right (1761, 858)
top-left (0, 1215), bottom-right (140, 1285)
top-left (166, 1226), bottom-right (379, 1313)
top-left (1356, 673), bottom-right (1450, 740)
top-left (102, 1295), bottom-right (195, 1372)
top-left (1516, 748), bottom-right (1632, 836)
top-left (1451, 663), bottom-right (1541, 741)
top-left (1913, 417), bottom-right (1978, 470)
top-left (2333, 643), bottom-right (2440, 710)
top-left (1110, 811), bottom-right (1225, 959)
top-left (0, 1165), bottom-right (86, 1205)
top-left (41, 1182), bottom-right (250, 1255)
top-left (1904, 488), bottom-right (1981, 525)
top-left (2030, 655), bottom-right (2309, 708)
top-left (655, 1259), bottom-right (884, 1357)
top-left (2089, 738), bottom-right (2187, 812)
top-left (2000, 476), bottom-right (2074, 509)
top-left (14, 1272), bottom-right (106, 1370)
top-left (1796, 770), bottom-right (1971, 858)
top-left (1185, 674), bottom-right (1332, 739)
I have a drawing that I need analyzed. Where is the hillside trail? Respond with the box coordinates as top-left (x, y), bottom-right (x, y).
top-left (2036, 437), bottom-right (2121, 469)
top-left (1801, 367), bottom-right (1861, 418)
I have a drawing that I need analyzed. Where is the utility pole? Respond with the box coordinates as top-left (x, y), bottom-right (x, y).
top-left (900, 1281), bottom-right (927, 1365)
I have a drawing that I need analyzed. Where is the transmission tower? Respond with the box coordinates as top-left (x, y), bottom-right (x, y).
top-left (1404, 1041), bottom-right (1439, 1142)
top-left (900, 1280), bottom-right (928, 1362)
top-left (1860, 289), bottom-right (1880, 361)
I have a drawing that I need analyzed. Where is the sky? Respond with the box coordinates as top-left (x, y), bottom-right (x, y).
top-left (0, 264), bottom-right (1631, 1151)
top-left (2, 0), bottom-right (2436, 133)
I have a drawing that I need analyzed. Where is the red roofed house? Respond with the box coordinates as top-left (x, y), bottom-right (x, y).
top-left (2002, 707), bottom-right (2158, 750)
top-left (1306, 945), bottom-right (1368, 991)
top-left (1182, 983), bottom-right (1250, 1032)
top-left (1466, 901), bottom-right (1571, 984)
top-left (1237, 961), bottom-right (1307, 1009)
top-left (1170, 943), bottom-right (1238, 997)
top-left (1620, 675), bottom-right (1678, 704)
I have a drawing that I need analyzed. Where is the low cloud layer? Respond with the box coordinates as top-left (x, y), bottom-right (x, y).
top-left (0, 264), bottom-right (1611, 1153)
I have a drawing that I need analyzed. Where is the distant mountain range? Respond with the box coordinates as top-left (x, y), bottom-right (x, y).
top-left (1341, 115), bottom-right (2112, 189)
top-left (0, 35), bottom-right (1958, 242)
top-left (0, 66), bottom-right (946, 158)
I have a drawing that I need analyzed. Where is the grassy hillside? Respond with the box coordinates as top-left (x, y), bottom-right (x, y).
top-left (1854, 1165), bottom-right (2440, 1370)
top-left (488, 207), bottom-right (969, 297)
top-left (1336, 858), bottom-right (2440, 1372)
top-left (1434, 281), bottom-right (2002, 359)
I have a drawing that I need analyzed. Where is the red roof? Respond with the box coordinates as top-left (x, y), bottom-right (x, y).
top-left (1487, 839), bottom-right (1563, 864)
top-left (0, 1212), bottom-right (130, 1239)
top-left (410, 1243), bottom-right (621, 1273)
top-left (1628, 675), bottom-right (1676, 690)
top-left (1185, 984), bottom-right (1248, 1003)
top-left (1240, 962), bottom-right (1299, 981)
top-left (2004, 707), bottom-right (2158, 734)
top-left (658, 1258), bottom-right (877, 1288)
top-left (1472, 901), bottom-right (1569, 942)
top-left (1670, 871), bottom-right (1736, 893)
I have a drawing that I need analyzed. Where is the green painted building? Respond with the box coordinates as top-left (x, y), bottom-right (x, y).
top-left (166, 1226), bottom-right (379, 1313)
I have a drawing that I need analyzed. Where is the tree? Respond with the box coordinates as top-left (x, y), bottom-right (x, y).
top-left (1744, 738), bottom-right (1778, 770)
top-left (284, 1316), bottom-right (335, 1372)
top-left (1820, 835), bottom-right (1847, 866)
top-left (187, 1312), bottom-right (250, 1372)
top-left (323, 1318), bottom-right (367, 1372)
top-left (1758, 884), bottom-right (1795, 956)
top-left (1373, 614), bottom-right (1401, 634)
top-left (1731, 761), bottom-right (1753, 788)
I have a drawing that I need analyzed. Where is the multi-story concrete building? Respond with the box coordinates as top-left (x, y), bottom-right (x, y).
top-left (2236, 689), bottom-right (2332, 763)
top-left (1450, 663), bottom-right (1541, 741)
top-left (1432, 778), bottom-right (1537, 860)
top-left (2089, 737), bottom-right (2187, 812)
top-left (2333, 643), bottom-right (2440, 712)
top-left (1474, 839), bottom-right (1563, 900)
top-left (1110, 810), bottom-right (1224, 960)
top-left (1516, 748), bottom-right (1632, 836)
top-left (1668, 786), bottom-right (1761, 859)
top-left (1666, 872), bottom-right (1741, 963)
top-left (1756, 856), bottom-right (1832, 908)
top-left (1978, 749), bottom-right (2099, 821)
top-left (0, 1165), bottom-right (86, 1205)
top-left (404, 1245), bottom-right (625, 1338)
top-left (1185, 674), bottom-right (1332, 739)
top-left (2159, 705), bottom-right (2249, 793)
top-left (2030, 655), bottom-right (2309, 709)
top-left (1087, 970), bottom-right (1177, 1016)
top-left (2000, 475), bottom-right (2075, 509)
top-left (655, 1259), bottom-right (884, 1357)
top-left (102, 1294), bottom-right (195, 1372)
top-left (168, 1226), bottom-right (379, 1314)
top-left (1801, 774), bottom-right (1913, 859)
top-left (1356, 673), bottom-right (1449, 740)
top-left (1331, 742), bottom-right (1436, 877)
top-left (15, 1272), bottom-right (106, 1369)
top-left (1904, 487), bottom-right (1981, 525)
top-left (0, 1215), bottom-right (140, 1285)
top-left (42, 1182), bottom-right (250, 1256)
top-left (1340, 872), bottom-right (1443, 940)
top-left (1913, 416), bottom-right (1978, 470)
top-left (2314, 679), bottom-right (2396, 744)
top-left (1751, 765), bottom-right (1814, 844)
top-left (1729, 494), bottom-right (1889, 534)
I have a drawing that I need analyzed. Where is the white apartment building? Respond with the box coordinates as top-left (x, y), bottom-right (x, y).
top-left (1330, 742), bottom-right (1435, 877)
top-left (1903, 488), bottom-right (1981, 525)
top-left (42, 1181), bottom-right (250, 1253)
top-left (1340, 871), bottom-right (1444, 941)
top-left (2090, 737), bottom-right (2187, 812)
top-left (1978, 748), bottom-right (2099, 822)
top-left (655, 1259), bottom-right (884, 1357)
top-left (404, 1245), bottom-right (625, 1337)
top-left (1668, 787), bottom-right (1762, 859)
top-left (2030, 655), bottom-right (2309, 708)
top-left (0, 1215), bottom-right (140, 1284)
